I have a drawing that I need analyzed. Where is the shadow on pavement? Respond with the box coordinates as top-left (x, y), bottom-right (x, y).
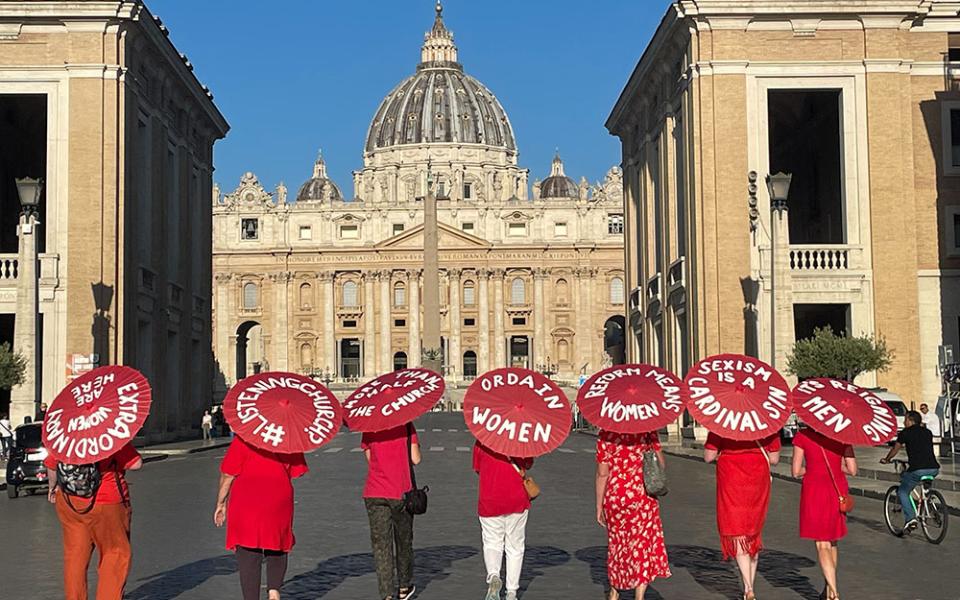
top-left (576, 544), bottom-right (817, 600)
top-left (573, 546), bottom-right (665, 600)
top-left (517, 545), bottom-right (572, 597)
top-left (126, 554), bottom-right (236, 600)
top-left (283, 544), bottom-right (477, 599)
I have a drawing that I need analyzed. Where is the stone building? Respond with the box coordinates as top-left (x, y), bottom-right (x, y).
top-left (606, 0), bottom-right (960, 414)
top-left (0, 1), bottom-right (228, 438)
top-left (212, 5), bottom-right (625, 394)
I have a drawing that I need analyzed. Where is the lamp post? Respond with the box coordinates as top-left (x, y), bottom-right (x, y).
top-left (766, 172), bottom-right (792, 369)
top-left (537, 356), bottom-right (558, 378)
top-left (10, 177), bottom-right (43, 426)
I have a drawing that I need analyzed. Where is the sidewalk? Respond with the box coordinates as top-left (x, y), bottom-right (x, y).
top-left (577, 430), bottom-right (960, 516)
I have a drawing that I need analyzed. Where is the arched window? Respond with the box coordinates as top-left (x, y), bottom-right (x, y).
top-left (555, 278), bottom-right (569, 305)
top-left (242, 282), bottom-right (259, 310)
top-left (557, 339), bottom-right (570, 364)
top-left (511, 277), bottom-right (526, 305)
top-left (342, 280), bottom-right (358, 307)
top-left (610, 277), bottom-right (625, 305)
top-left (393, 351), bottom-right (408, 371)
top-left (300, 343), bottom-right (314, 370)
top-left (462, 280), bottom-right (476, 306)
top-left (463, 350), bottom-right (478, 378)
top-left (299, 282), bottom-right (314, 310)
top-left (394, 282), bottom-right (406, 307)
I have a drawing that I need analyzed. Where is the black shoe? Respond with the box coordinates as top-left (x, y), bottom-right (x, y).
top-left (398, 585), bottom-right (416, 600)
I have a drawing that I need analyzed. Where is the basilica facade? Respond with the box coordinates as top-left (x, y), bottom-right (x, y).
top-left (212, 5), bottom-right (625, 394)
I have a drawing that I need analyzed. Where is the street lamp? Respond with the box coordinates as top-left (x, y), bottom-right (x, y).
top-left (766, 172), bottom-right (792, 368)
top-left (10, 177), bottom-right (43, 425)
top-left (537, 356), bottom-right (558, 378)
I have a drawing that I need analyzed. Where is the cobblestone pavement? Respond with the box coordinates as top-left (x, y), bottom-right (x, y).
top-left (1, 413), bottom-right (956, 599)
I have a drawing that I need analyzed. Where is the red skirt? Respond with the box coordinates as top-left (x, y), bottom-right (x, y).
top-left (226, 475), bottom-right (297, 552)
top-left (715, 452), bottom-right (771, 559)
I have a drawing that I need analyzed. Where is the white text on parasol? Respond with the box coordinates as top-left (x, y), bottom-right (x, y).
top-left (44, 382), bottom-right (142, 462)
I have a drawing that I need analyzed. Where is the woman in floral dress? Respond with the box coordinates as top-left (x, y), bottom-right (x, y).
top-left (595, 431), bottom-right (671, 600)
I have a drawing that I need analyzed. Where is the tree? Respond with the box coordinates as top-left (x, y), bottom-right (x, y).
top-left (0, 342), bottom-right (26, 390)
top-left (786, 327), bottom-right (893, 383)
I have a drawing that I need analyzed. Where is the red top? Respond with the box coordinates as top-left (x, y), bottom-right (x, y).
top-left (472, 441), bottom-right (533, 518)
top-left (704, 432), bottom-right (781, 454)
top-left (361, 425), bottom-right (419, 500)
top-left (45, 443), bottom-right (141, 506)
top-left (220, 437), bottom-right (308, 552)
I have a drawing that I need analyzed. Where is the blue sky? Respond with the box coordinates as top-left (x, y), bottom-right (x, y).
top-left (150, 0), bottom-right (669, 196)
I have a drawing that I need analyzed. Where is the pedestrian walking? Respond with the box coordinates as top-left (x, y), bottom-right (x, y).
top-left (201, 410), bottom-right (214, 442)
top-left (362, 423), bottom-right (421, 600)
top-left (595, 431), bottom-right (671, 600)
top-left (45, 443), bottom-right (143, 600)
top-left (791, 427), bottom-right (857, 600)
top-left (214, 437), bottom-right (308, 600)
top-left (703, 432), bottom-right (780, 600)
top-left (919, 403), bottom-right (942, 440)
top-left (473, 440), bottom-right (534, 600)
top-left (0, 414), bottom-right (12, 459)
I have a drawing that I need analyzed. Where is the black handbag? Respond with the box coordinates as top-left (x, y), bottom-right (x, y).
top-left (402, 423), bottom-right (429, 515)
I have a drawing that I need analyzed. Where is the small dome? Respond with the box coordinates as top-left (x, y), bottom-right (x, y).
top-left (296, 153), bottom-right (343, 202)
top-left (540, 153), bottom-right (579, 199)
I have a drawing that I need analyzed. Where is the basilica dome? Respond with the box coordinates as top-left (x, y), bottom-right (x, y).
top-left (364, 3), bottom-right (516, 153)
top-left (540, 153), bottom-right (579, 199)
top-left (296, 153), bottom-right (342, 202)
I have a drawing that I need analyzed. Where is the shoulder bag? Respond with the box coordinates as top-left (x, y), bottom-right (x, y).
top-left (511, 460), bottom-right (541, 501)
top-left (402, 424), bottom-right (429, 515)
top-left (642, 449), bottom-right (669, 498)
top-left (756, 441), bottom-right (774, 483)
top-left (821, 446), bottom-right (854, 513)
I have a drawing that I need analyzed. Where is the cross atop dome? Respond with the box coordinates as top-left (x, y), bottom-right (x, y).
top-left (421, 1), bottom-right (458, 66)
top-left (312, 150), bottom-right (328, 179)
top-left (550, 151), bottom-right (566, 177)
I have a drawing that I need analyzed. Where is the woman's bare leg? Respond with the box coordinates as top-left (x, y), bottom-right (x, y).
top-left (734, 552), bottom-right (753, 594)
top-left (635, 583), bottom-right (648, 598)
top-left (815, 541), bottom-right (838, 597)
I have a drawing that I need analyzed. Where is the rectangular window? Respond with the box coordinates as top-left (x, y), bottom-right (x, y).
top-left (464, 318), bottom-right (476, 327)
top-left (463, 284), bottom-right (476, 305)
top-left (463, 183), bottom-right (472, 199)
top-left (955, 213), bottom-right (960, 249)
top-left (393, 223), bottom-right (405, 235)
top-left (241, 218), bottom-right (259, 240)
top-left (554, 222), bottom-right (568, 237)
top-left (512, 317), bottom-right (526, 326)
top-left (461, 222), bottom-right (475, 233)
top-left (951, 109), bottom-right (960, 169)
top-left (793, 303), bottom-right (851, 341)
top-left (166, 147), bottom-right (180, 276)
top-left (950, 33), bottom-right (960, 61)
top-left (674, 113), bottom-right (687, 257)
top-left (607, 214), bottom-right (624, 235)
top-left (299, 226), bottom-right (312, 240)
top-left (343, 320), bottom-right (357, 328)
top-left (394, 319), bottom-right (406, 327)
top-left (769, 89), bottom-right (844, 244)
top-left (508, 222), bottom-right (527, 237)
top-left (340, 224), bottom-right (359, 239)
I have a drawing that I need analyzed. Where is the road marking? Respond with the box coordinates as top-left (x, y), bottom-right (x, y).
top-left (447, 429), bottom-right (459, 432)
top-left (432, 428), bottom-right (443, 432)
top-left (350, 448), bottom-right (364, 453)
top-left (323, 447), bottom-right (344, 453)
top-left (429, 446), bottom-right (444, 452)
top-left (456, 447), bottom-right (470, 452)
top-left (583, 449), bottom-right (597, 453)
top-left (557, 448), bottom-right (575, 453)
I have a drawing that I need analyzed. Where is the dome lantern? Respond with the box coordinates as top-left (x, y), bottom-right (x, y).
top-left (421, 1), bottom-right (458, 67)
top-left (540, 152), bottom-right (579, 199)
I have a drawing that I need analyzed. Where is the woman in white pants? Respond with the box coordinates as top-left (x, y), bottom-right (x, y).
top-left (473, 441), bottom-right (534, 600)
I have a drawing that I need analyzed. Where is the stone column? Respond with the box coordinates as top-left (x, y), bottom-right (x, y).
top-left (363, 272), bottom-right (376, 377)
top-left (448, 269), bottom-right (462, 381)
top-left (771, 211), bottom-right (795, 368)
top-left (478, 269), bottom-right (491, 372)
top-left (378, 270), bottom-right (392, 374)
top-left (573, 268), bottom-right (586, 373)
top-left (214, 273), bottom-right (233, 396)
top-left (533, 268), bottom-right (548, 366)
top-left (10, 212), bottom-right (38, 426)
top-left (493, 269), bottom-right (506, 368)
top-left (582, 269), bottom-right (596, 371)
top-left (320, 271), bottom-right (336, 374)
top-left (407, 269), bottom-right (421, 367)
top-left (272, 271), bottom-right (291, 371)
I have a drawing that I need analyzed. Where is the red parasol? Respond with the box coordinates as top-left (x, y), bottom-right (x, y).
top-left (577, 364), bottom-right (687, 434)
top-left (343, 368), bottom-right (445, 432)
top-left (463, 368), bottom-right (571, 457)
top-left (792, 378), bottom-right (898, 446)
top-left (683, 354), bottom-right (791, 441)
top-left (223, 372), bottom-right (342, 453)
top-left (42, 365), bottom-right (152, 464)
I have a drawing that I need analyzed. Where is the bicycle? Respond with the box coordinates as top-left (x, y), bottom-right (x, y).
top-left (882, 459), bottom-right (949, 544)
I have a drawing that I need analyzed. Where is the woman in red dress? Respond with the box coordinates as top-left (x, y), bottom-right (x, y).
top-left (595, 431), bottom-right (671, 600)
top-left (791, 427), bottom-right (856, 600)
top-left (214, 437), bottom-right (308, 600)
top-left (704, 432), bottom-right (780, 600)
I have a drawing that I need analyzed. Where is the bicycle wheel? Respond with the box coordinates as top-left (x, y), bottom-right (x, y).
top-left (920, 490), bottom-right (949, 544)
top-left (884, 485), bottom-right (905, 537)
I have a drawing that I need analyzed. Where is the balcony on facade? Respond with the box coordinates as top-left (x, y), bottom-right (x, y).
top-left (0, 253), bottom-right (61, 309)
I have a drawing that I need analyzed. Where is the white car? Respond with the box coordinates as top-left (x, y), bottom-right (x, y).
top-left (872, 389), bottom-right (908, 433)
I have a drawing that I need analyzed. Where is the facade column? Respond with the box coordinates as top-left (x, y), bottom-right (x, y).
top-left (363, 272), bottom-right (376, 377)
top-left (272, 272), bottom-right (291, 372)
top-left (771, 212), bottom-right (796, 368)
top-left (533, 268), bottom-right (548, 366)
top-left (583, 268), bottom-right (596, 371)
top-left (448, 269), bottom-right (462, 381)
top-left (10, 212), bottom-right (38, 427)
top-left (320, 271), bottom-right (336, 374)
top-left (493, 269), bottom-right (506, 368)
top-left (478, 269), bottom-right (491, 372)
top-left (407, 269), bottom-right (421, 367)
top-left (573, 268), bottom-right (587, 374)
top-left (378, 270), bottom-right (392, 374)
top-left (214, 273), bottom-right (233, 396)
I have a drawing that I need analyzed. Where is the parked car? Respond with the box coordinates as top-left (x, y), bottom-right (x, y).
top-left (5, 423), bottom-right (49, 499)
top-left (871, 389), bottom-right (908, 437)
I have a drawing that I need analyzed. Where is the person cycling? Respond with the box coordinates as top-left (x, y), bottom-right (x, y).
top-left (880, 410), bottom-right (940, 530)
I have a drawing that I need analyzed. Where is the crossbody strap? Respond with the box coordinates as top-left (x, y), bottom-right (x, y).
top-left (820, 446), bottom-right (843, 498)
top-left (406, 423), bottom-right (417, 490)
